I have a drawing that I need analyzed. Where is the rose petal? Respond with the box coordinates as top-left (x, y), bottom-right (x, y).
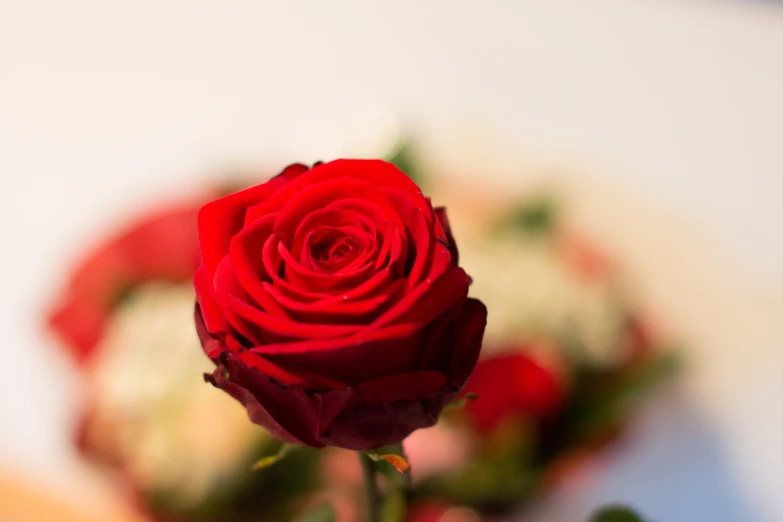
top-left (199, 173), bottom-right (293, 279)
top-left (446, 298), bottom-right (488, 385)
top-left (318, 386), bottom-right (451, 450)
top-left (265, 279), bottom-right (405, 325)
top-left (277, 240), bottom-right (377, 294)
top-left (291, 208), bottom-right (376, 259)
top-left (194, 267), bottom-right (232, 334)
top-left (206, 361), bottom-right (322, 447)
top-left (223, 292), bottom-right (361, 343)
top-left (415, 296), bottom-right (468, 373)
top-left (356, 371), bottom-right (447, 404)
top-left (372, 267), bottom-right (470, 328)
top-left (272, 177), bottom-right (405, 243)
top-left (434, 206), bottom-right (459, 264)
top-left (310, 160), bottom-right (429, 221)
top-left (252, 323), bottom-right (423, 384)
top-left (380, 186), bottom-right (434, 286)
top-left (234, 350), bottom-right (348, 390)
top-left (265, 267), bottom-right (393, 307)
top-left (194, 304), bottom-right (226, 360)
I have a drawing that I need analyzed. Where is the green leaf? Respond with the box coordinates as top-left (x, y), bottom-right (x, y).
top-left (572, 350), bottom-right (681, 440)
top-left (294, 503), bottom-right (336, 522)
top-left (384, 139), bottom-right (424, 186)
top-left (446, 392), bottom-right (479, 410)
top-left (252, 442), bottom-right (296, 470)
top-left (589, 505), bottom-right (644, 522)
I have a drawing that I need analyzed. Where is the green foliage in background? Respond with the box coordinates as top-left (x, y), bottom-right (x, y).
top-left (384, 139), bottom-right (424, 187)
top-left (590, 505), bottom-right (644, 522)
top-left (145, 438), bottom-right (322, 522)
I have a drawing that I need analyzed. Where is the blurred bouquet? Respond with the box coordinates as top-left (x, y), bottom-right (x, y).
top-left (45, 145), bottom-right (672, 522)
top-left (401, 185), bottom-right (678, 515)
top-left (47, 188), bottom-right (321, 522)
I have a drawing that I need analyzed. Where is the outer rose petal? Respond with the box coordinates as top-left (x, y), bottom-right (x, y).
top-left (194, 266), bottom-right (232, 336)
top-left (198, 164), bottom-right (307, 280)
top-left (446, 298), bottom-right (488, 385)
top-left (434, 206), bottom-right (459, 264)
top-left (197, 296), bottom-right (487, 450)
top-left (205, 364), bottom-right (319, 447)
top-left (356, 371), bottom-right (447, 404)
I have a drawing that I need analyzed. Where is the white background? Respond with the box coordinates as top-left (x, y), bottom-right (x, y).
top-left (1, 1), bottom-right (782, 521)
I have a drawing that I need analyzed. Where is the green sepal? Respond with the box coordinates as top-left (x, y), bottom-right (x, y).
top-left (252, 442), bottom-right (297, 470)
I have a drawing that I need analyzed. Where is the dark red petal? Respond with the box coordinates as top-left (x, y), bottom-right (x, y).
top-left (277, 162), bottom-right (311, 181)
top-left (206, 362), bottom-right (322, 447)
top-left (318, 385), bottom-right (451, 450)
top-left (194, 304), bottom-right (225, 360)
top-left (251, 323), bottom-right (423, 384)
top-left (233, 350), bottom-right (347, 390)
top-left (356, 371), bottom-right (447, 405)
top-left (446, 298), bottom-right (488, 386)
top-left (415, 294), bottom-right (468, 373)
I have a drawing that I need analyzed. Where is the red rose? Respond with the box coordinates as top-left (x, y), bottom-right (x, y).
top-left (463, 351), bottom-right (564, 433)
top-left (48, 198), bottom-right (208, 364)
top-left (195, 159), bottom-right (486, 450)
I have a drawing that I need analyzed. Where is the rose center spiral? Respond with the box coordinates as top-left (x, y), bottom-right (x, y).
top-left (308, 229), bottom-right (361, 273)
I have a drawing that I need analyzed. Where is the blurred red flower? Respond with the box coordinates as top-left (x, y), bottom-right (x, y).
top-left (406, 503), bottom-right (482, 522)
top-left (463, 350), bottom-right (565, 434)
top-left (47, 197), bottom-right (210, 364)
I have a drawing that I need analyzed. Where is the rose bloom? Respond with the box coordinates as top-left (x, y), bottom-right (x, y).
top-left (48, 198), bottom-right (267, 514)
top-left (195, 159), bottom-right (487, 450)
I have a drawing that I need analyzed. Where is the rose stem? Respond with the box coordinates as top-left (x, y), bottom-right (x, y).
top-left (359, 451), bottom-right (382, 522)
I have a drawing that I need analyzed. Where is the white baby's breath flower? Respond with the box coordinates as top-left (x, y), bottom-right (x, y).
top-left (449, 206), bottom-right (629, 369)
top-left (85, 283), bottom-right (264, 506)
